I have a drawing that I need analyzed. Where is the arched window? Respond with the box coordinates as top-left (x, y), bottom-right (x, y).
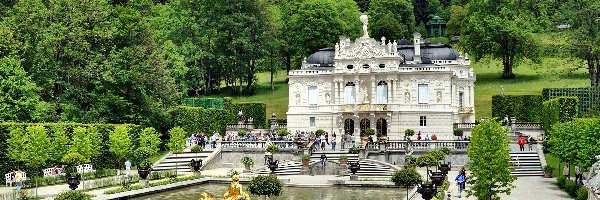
top-left (376, 118), bottom-right (387, 136)
top-left (376, 81), bottom-right (388, 103)
top-left (344, 119), bottom-right (355, 135)
top-left (344, 82), bottom-right (356, 104)
top-left (360, 119), bottom-right (370, 136)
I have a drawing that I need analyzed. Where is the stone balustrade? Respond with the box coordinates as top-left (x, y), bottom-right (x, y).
top-left (453, 123), bottom-right (479, 130)
top-left (226, 123), bottom-right (254, 131)
top-left (366, 140), bottom-right (469, 152)
top-left (513, 122), bottom-right (543, 130)
top-left (220, 141), bottom-right (298, 151)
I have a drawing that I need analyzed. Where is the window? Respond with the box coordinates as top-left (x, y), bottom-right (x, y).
top-left (379, 64), bottom-right (386, 68)
top-left (344, 83), bottom-right (356, 104)
top-left (310, 117), bottom-right (316, 127)
top-left (418, 84), bottom-right (429, 104)
top-left (376, 81), bottom-right (388, 103)
top-left (419, 116), bottom-right (427, 127)
top-left (459, 91), bottom-right (464, 107)
top-left (346, 65), bottom-right (354, 69)
top-left (308, 86), bottom-right (318, 105)
top-left (362, 64), bottom-right (370, 69)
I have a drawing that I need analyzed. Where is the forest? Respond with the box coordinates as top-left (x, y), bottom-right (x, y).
top-left (0, 0), bottom-right (598, 129)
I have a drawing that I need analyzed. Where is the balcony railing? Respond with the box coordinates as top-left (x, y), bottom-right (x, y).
top-left (220, 141), bottom-right (299, 151)
top-left (226, 123), bottom-right (254, 131)
top-left (453, 123), bottom-right (479, 129)
top-left (513, 122), bottom-right (543, 130)
top-left (458, 107), bottom-right (474, 113)
top-left (366, 140), bottom-right (470, 152)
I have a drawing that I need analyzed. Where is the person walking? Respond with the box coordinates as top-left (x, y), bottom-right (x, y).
top-left (517, 135), bottom-right (526, 151)
top-left (14, 169), bottom-right (23, 194)
top-left (320, 134), bottom-right (326, 151)
top-left (210, 133), bottom-right (218, 149)
top-left (331, 133), bottom-right (337, 151)
top-left (125, 160), bottom-right (132, 176)
top-left (315, 135), bottom-right (321, 151)
top-left (325, 133), bottom-right (329, 145)
top-left (340, 133), bottom-right (346, 150)
top-left (575, 165), bottom-right (582, 185)
top-left (527, 135), bottom-right (534, 151)
top-left (320, 154), bottom-right (327, 166)
top-left (563, 163), bottom-right (570, 179)
top-left (455, 171), bottom-right (466, 198)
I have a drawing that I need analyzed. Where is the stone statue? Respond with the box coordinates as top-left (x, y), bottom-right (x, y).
top-left (405, 92), bottom-right (410, 103)
top-left (500, 85), bottom-right (505, 96)
top-left (223, 175), bottom-right (250, 200)
top-left (199, 192), bottom-right (214, 200)
top-left (362, 86), bottom-right (369, 103)
top-left (360, 15), bottom-right (369, 38)
top-left (437, 91), bottom-right (442, 103)
top-left (587, 155), bottom-right (600, 194)
top-left (325, 93), bottom-right (331, 104)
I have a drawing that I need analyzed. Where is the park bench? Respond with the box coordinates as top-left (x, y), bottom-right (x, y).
top-left (76, 164), bottom-right (95, 174)
top-left (4, 171), bottom-right (27, 187)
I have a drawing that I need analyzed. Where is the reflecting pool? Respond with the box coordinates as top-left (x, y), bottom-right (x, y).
top-left (131, 183), bottom-right (407, 200)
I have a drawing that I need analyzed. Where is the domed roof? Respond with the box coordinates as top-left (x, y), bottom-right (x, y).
top-left (306, 47), bottom-right (334, 66)
top-left (397, 44), bottom-right (460, 61)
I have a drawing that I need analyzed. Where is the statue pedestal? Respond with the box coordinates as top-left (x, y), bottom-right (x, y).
top-left (243, 169), bottom-right (251, 173)
top-left (269, 172), bottom-right (277, 177)
top-left (193, 171), bottom-right (202, 176)
top-left (139, 179), bottom-right (149, 187)
top-left (301, 166), bottom-right (310, 175)
top-left (350, 174), bottom-right (358, 181)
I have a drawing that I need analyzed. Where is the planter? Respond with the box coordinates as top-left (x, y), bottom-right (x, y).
top-left (439, 163), bottom-right (451, 177)
top-left (138, 168), bottom-right (151, 179)
top-left (244, 164), bottom-right (251, 171)
top-left (430, 171), bottom-right (444, 187)
top-left (339, 160), bottom-right (347, 166)
top-left (361, 136), bottom-right (369, 142)
top-left (268, 159), bottom-right (279, 173)
top-left (302, 160), bottom-right (309, 167)
top-left (544, 171), bottom-right (553, 178)
top-left (377, 136), bottom-right (387, 142)
top-left (67, 175), bottom-right (81, 190)
top-left (191, 159), bottom-right (203, 172)
top-left (348, 162), bottom-right (360, 175)
top-left (418, 183), bottom-right (437, 200)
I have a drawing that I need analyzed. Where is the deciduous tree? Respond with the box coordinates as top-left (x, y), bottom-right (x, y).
top-left (368, 0), bottom-right (415, 41)
top-left (109, 125), bottom-right (132, 163)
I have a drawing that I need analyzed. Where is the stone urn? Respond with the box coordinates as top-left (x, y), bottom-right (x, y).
top-left (268, 159), bottom-right (279, 173)
top-left (191, 159), bottom-right (203, 172)
top-left (439, 162), bottom-right (451, 177)
top-left (67, 174), bottom-right (81, 190)
top-left (138, 167), bottom-right (151, 180)
top-left (417, 182), bottom-right (437, 200)
top-left (430, 171), bottom-right (445, 187)
top-left (349, 161), bottom-right (361, 175)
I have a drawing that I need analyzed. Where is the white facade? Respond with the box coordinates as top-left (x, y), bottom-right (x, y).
top-left (287, 15), bottom-right (476, 139)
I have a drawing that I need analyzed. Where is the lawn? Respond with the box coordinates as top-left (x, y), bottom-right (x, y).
top-left (544, 152), bottom-right (578, 177)
top-left (203, 56), bottom-right (588, 120)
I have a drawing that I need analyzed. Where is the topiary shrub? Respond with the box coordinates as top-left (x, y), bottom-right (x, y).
top-left (556, 176), bottom-right (567, 189)
top-left (315, 129), bottom-right (326, 136)
top-left (365, 128), bottom-right (375, 136)
top-left (391, 168), bottom-right (422, 200)
top-left (575, 187), bottom-right (588, 200)
top-left (565, 179), bottom-right (580, 197)
top-left (241, 156), bottom-right (254, 166)
top-left (247, 175), bottom-right (283, 198)
top-left (348, 147), bottom-right (360, 154)
top-left (266, 144), bottom-right (279, 154)
top-left (238, 130), bottom-right (247, 138)
top-left (277, 129), bottom-right (290, 137)
top-left (453, 128), bottom-right (464, 136)
top-left (54, 190), bottom-right (92, 200)
top-left (61, 152), bottom-right (85, 175)
top-left (300, 154), bottom-right (311, 161)
top-left (191, 145), bottom-right (203, 153)
top-left (404, 129), bottom-right (415, 138)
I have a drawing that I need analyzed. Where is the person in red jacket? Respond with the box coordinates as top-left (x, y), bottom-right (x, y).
top-left (517, 135), bottom-right (526, 151)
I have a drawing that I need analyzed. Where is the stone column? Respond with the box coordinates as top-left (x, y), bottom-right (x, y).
top-left (387, 80), bottom-right (392, 104)
top-left (371, 76), bottom-right (376, 103)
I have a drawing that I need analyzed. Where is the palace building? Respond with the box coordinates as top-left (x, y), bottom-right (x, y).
top-left (286, 15), bottom-right (476, 139)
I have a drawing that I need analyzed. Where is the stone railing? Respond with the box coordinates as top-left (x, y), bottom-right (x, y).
top-left (339, 104), bottom-right (388, 112)
top-left (289, 69), bottom-right (333, 75)
top-left (226, 123), bottom-right (254, 131)
top-left (453, 123), bottom-right (479, 130)
top-left (458, 107), bottom-right (474, 113)
top-left (399, 66), bottom-right (447, 72)
top-left (220, 141), bottom-right (298, 151)
top-left (270, 123), bottom-right (287, 130)
top-left (513, 122), bottom-right (543, 130)
top-left (366, 140), bottom-right (469, 152)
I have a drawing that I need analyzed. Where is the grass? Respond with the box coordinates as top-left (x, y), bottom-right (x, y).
top-left (201, 57), bottom-right (589, 120)
top-left (544, 152), bottom-right (577, 178)
top-left (149, 150), bottom-right (168, 165)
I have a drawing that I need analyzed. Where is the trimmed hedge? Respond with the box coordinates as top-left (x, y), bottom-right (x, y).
top-left (0, 122), bottom-right (141, 184)
top-left (224, 97), bottom-right (267, 129)
top-left (542, 97), bottom-right (578, 133)
top-left (491, 95), bottom-right (544, 122)
top-left (171, 106), bottom-right (234, 136)
top-left (543, 88), bottom-right (600, 115)
top-left (181, 98), bottom-right (224, 108)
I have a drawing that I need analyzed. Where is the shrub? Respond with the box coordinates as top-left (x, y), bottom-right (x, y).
top-left (556, 176), bottom-right (566, 189)
top-left (247, 175), bottom-right (283, 198)
top-left (453, 128), bottom-right (464, 136)
top-left (238, 130), bottom-right (247, 138)
top-left (315, 129), bottom-right (326, 136)
top-left (191, 145), bottom-right (203, 153)
top-left (61, 152), bottom-right (85, 174)
top-left (133, 147), bottom-right (152, 164)
top-left (404, 156), bottom-right (417, 165)
top-left (301, 154), bottom-right (311, 161)
top-left (404, 129), bottom-right (415, 137)
top-left (543, 165), bottom-right (555, 173)
top-left (339, 155), bottom-right (348, 161)
top-left (54, 190), bottom-right (92, 200)
top-left (348, 147), bottom-right (360, 154)
top-left (225, 102), bottom-right (267, 128)
top-left (542, 96), bottom-right (578, 133)
top-left (439, 147), bottom-right (451, 156)
top-left (575, 187), bottom-right (588, 200)
top-left (266, 144), bottom-right (279, 153)
top-left (564, 179), bottom-right (580, 197)
top-left (416, 155), bottom-right (438, 168)
top-left (365, 128), bottom-right (375, 136)
top-left (492, 95), bottom-right (544, 122)
top-left (241, 156), bottom-right (254, 165)
top-left (171, 106), bottom-right (233, 136)
top-left (277, 129), bottom-right (290, 137)
top-left (138, 160), bottom-right (152, 168)
top-left (391, 168), bottom-right (422, 187)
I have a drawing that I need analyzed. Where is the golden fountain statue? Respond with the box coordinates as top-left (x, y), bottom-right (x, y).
top-left (198, 192), bottom-right (214, 200)
top-left (223, 175), bottom-right (250, 200)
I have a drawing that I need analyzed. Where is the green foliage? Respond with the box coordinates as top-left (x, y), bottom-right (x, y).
top-left (447, 5), bottom-right (468, 36)
top-left (0, 56), bottom-right (46, 122)
top-left (241, 156), bottom-right (254, 165)
top-left (492, 95), bottom-right (544, 122)
top-left (416, 155), bottom-right (438, 168)
top-left (453, 128), bottom-right (464, 136)
top-left (247, 175), bottom-right (283, 197)
top-left (339, 155), bottom-right (348, 161)
top-left (390, 168), bottom-right (422, 187)
top-left (542, 97), bottom-right (579, 133)
top-left (7, 127), bottom-right (26, 164)
top-left (435, 179), bottom-right (451, 199)
top-left (133, 147), bottom-right (152, 165)
top-left (315, 129), bottom-right (326, 136)
top-left (404, 156), bottom-right (416, 165)
top-left (171, 106), bottom-right (233, 136)
top-left (49, 126), bottom-right (69, 164)
top-left (54, 190), bottom-right (92, 200)
top-left (368, 0), bottom-right (415, 41)
top-left (556, 176), bottom-right (567, 189)
top-left (576, 187), bottom-right (588, 200)
top-left (138, 127), bottom-right (161, 156)
top-left (61, 153), bottom-right (85, 166)
top-left (439, 147), bottom-right (451, 156)
top-left (467, 119), bottom-right (515, 199)
top-left (190, 145), bottom-right (202, 153)
top-left (549, 118), bottom-right (600, 169)
top-left (226, 103), bottom-right (267, 129)
top-left (564, 180), bottom-right (580, 197)
top-left (543, 165), bottom-right (555, 173)
top-left (277, 129), bottom-right (290, 137)
top-left (23, 125), bottom-right (51, 172)
top-left (365, 128), bottom-right (375, 136)
top-left (266, 144), bottom-right (280, 153)
top-left (70, 127), bottom-right (93, 163)
top-left (181, 98), bottom-right (224, 108)
top-left (464, 0), bottom-right (541, 79)
top-left (348, 147), bottom-right (360, 154)
top-left (167, 127), bottom-right (186, 154)
top-left (301, 154), bottom-right (311, 161)
top-left (238, 130), bottom-right (247, 138)
top-left (104, 174), bottom-right (199, 194)
top-left (138, 160), bottom-right (152, 168)
top-left (543, 88), bottom-right (600, 116)
top-left (404, 129), bottom-right (415, 137)
top-left (109, 125), bottom-right (132, 162)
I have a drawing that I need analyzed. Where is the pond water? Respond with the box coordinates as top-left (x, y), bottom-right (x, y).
top-left (131, 183), bottom-right (407, 200)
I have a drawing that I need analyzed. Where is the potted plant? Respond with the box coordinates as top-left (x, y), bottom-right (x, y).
top-left (543, 165), bottom-right (555, 178)
top-left (191, 145), bottom-right (202, 153)
top-left (315, 129), bottom-right (326, 137)
top-left (277, 129), bottom-right (290, 140)
top-left (405, 156), bottom-right (417, 169)
top-left (417, 181), bottom-right (437, 200)
top-left (301, 154), bottom-right (311, 167)
top-left (348, 161), bottom-right (361, 174)
top-left (365, 128), bottom-right (375, 139)
top-left (392, 168), bottom-right (423, 200)
top-left (247, 175), bottom-right (283, 199)
top-left (416, 155), bottom-right (437, 181)
top-left (138, 159), bottom-right (153, 179)
top-left (404, 129), bottom-right (415, 140)
top-left (339, 155), bottom-right (348, 165)
top-left (238, 129), bottom-right (247, 140)
top-left (61, 152), bottom-right (84, 190)
top-left (241, 156), bottom-right (254, 171)
top-left (348, 147), bottom-right (360, 154)
top-left (453, 128), bottom-right (464, 139)
top-left (190, 159), bottom-right (203, 172)
top-left (266, 144), bottom-right (279, 154)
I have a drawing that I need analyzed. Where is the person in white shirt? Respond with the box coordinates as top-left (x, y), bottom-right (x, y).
top-left (210, 133), bottom-right (218, 148)
top-left (320, 135), bottom-right (326, 151)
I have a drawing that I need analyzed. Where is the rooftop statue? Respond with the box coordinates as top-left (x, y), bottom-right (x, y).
top-left (224, 175), bottom-right (251, 200)
top-left (360, 15), bottom-right (369, 38)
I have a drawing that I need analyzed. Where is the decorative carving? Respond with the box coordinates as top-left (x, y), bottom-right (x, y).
top-left (358, 104), bottom-right (369, 111)
top-left (405, 91), bottom-right (411, 103)
top-left (325, 93), bottom-right (331, 104)
top-left (295, 94), bottom-right (300, 105)
top-left (436, 91), bottom-right (442, 103)
top-left (341, 105), bottom-right (353, 111)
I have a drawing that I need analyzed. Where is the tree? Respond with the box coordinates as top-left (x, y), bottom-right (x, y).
top-left (391, 169), bottom-right (422, 200)
top-left (70, 127), bottom-right (93, 163)
top-left (109, 125), bottom-right (132, 164)
top-left (86, 126), bottom-right (103, 163)
top-left (447, 5), bottom-right (468, 37)
top-left (49, 126), bottom-right (70, 164)
top-left (247, 175), bottom-right (283, 198)
top-left (0, 56), bottom-right (47, 122)
top-left (463, 0), bottom-right (540, 79)
top-left (23, 125), bottom-right (51, 176)
top-left (354, 0), bottom-right (370, 12)
top-left (549, 118), bottom-right (600, 169)
top-left (7, 127), bottom-right (26, 167)
top-left (167, 126), bottom-right (186, 176)
top-left (467, 119), bottom-right (515, 199)
top-left (368, 0), bottom-right (415, 41)
top-left (138, 127), bottom-right (161, 156)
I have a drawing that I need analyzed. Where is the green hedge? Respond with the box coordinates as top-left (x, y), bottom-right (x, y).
top-left (181, 98), bottom-right (224, 108)
top-left (542, 97), bottom-right (578, 133)
top-left (224, 97), bottom-right (267, 129)
top-left (491, 95), bottom-right (544, 122)
top-left (171, 106), bottom-right (234, 136)
top-left (0, 122), bottom-right (141, 184)
top-left (543, 88), bottom-right (600, 115)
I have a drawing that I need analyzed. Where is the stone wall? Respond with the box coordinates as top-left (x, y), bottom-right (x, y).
top-left (366, 151), bottom-right (469, 166)
top-left (203, 150), bottom-right (301, 170)
top-left (310, 161), bottom-right (344, 175)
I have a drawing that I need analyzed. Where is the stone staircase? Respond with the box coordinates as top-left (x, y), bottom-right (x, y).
top-left (254, 160), bottom-right (316, 175)
top-left (152, 148), bottom-right (216, 174)
top-left (510, 151), bottom-right (544, 176)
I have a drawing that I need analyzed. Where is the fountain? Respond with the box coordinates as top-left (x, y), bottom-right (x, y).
top-left (223, 175), bottom-right (250, 200)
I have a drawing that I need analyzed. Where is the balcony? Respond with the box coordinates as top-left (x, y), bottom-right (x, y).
top-left (458, 107), bottom-right (474, 113)
top-left (340, 104), bottom-right (388, 112)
